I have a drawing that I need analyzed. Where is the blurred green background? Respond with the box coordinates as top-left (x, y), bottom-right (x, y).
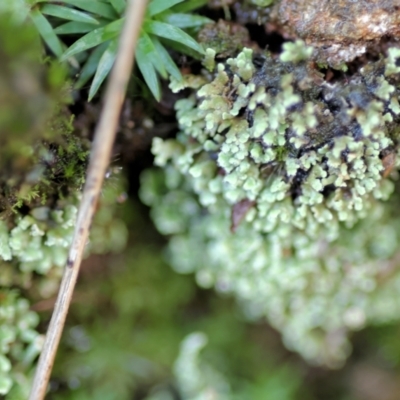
top-left (41, 195), bottom-right (400, 400)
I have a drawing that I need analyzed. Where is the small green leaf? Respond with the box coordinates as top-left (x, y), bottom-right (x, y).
top-left (40, 4), bottom-right (99, 24)
top-left (137, 33), bottom-right (167, 79)
top-left (88, 39), bottom-right (118, 100)
top-left (151, 36), bottom-right (181, 80)
top-left (136, 44), bottom-right (161, 101)
top-left (30, 9), bottom-right (64, 57)
top-left (161, 13), bottom-right (212, 28)
top-left (147, 0), bottom-right (184, 17)
top-left (55, 21), bottom-right (106, 35)
top-left (109, 0), bottom-right (126, 14)
top-left (143, 20), bottom-right (204, 54)
top-left (172, 0), bottom-right (208, 12)
top-left (61, 18), bottom-right (123, 60)
top-left (75, 41), bottom-right (109, 89)
top-left (54, 0), bottom-right (118, 19)
top-left (160, 37), bottom-right (201, 59)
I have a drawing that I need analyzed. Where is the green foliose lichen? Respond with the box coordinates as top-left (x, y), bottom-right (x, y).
top-left (141, 42), bottom-right (400, 366)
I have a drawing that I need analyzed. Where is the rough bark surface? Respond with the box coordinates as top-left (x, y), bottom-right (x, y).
top-left (234, 0), bottom-right (400, 67)
top-left (272, 0), bottom-right (400, 66)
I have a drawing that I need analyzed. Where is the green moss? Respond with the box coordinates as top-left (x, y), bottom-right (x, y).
top-left (0, 10), bottom-right (89, 216)
top-left (198, 20), bottom-right (252, 59)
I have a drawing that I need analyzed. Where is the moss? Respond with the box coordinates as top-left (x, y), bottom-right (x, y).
top-left (0, 11), bottom-right (89, 217)
top-left (198, 20), bottom-right (253, 59)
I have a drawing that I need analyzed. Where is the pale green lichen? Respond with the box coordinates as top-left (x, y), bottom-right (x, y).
top-left (385, 47), bottom-right (400, 77)
top-left (174, 333), bottom-right (231, 400)
top-left (142, 167), bottom-right (400, 367)
top-left (0, 290), bottom-right (41, 398)
top-left (279, 40), bottom-right (314, 63)
top-left (0, 175), bottom-right (129, 396)
top-left (157, 44), bottom-right (400, 240)
top-left (141, 43), bottom-right (400, 366)
top-left (0, 174), bottom-right (129, 286)
top-left (2, 204), bottom-right (77, 275)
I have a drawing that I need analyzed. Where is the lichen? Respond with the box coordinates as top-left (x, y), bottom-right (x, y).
top-left (0, 290), bottom-right (41, 398)
top-left (141, 43), bottom-right (400, 366)
top-left (156, 44), bottom-right (400, 240)
top-left (0, 174), bottom-right (129, 396)
top-left (173, 333), bottom-right (231, 400)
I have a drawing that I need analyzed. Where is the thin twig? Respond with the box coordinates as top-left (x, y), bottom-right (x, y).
top-left (29, 0), bottom-right (148, 398)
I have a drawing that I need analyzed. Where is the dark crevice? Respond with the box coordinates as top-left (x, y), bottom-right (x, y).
top-left (246, 23), bottom-right (285, 54)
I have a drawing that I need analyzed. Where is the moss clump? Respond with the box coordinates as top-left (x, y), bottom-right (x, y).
top-left (198, 20), bottom-right (254, 59)
top-left (0, 9), bottom-right (89, 217)
top-left (141, 43), bottom-right (400, 366)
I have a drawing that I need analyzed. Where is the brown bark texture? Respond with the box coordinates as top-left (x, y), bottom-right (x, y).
top-left (273, 0), bottom-right (400, 66)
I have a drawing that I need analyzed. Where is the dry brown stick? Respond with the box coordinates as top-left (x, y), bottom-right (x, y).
top-left (29, 0), bottom-right (148, 398)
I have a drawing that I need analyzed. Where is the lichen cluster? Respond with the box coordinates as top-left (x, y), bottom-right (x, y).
top-left (0, 202), bottom-right (77, 293)
top-left (141, 42), bottom-right (400, 366)
top-left (0, 290), bottom-right (42, 397)
top-left (173, 333), bottom-right (230, 400)
top-left (0, 177), bottom-right (129, 396)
